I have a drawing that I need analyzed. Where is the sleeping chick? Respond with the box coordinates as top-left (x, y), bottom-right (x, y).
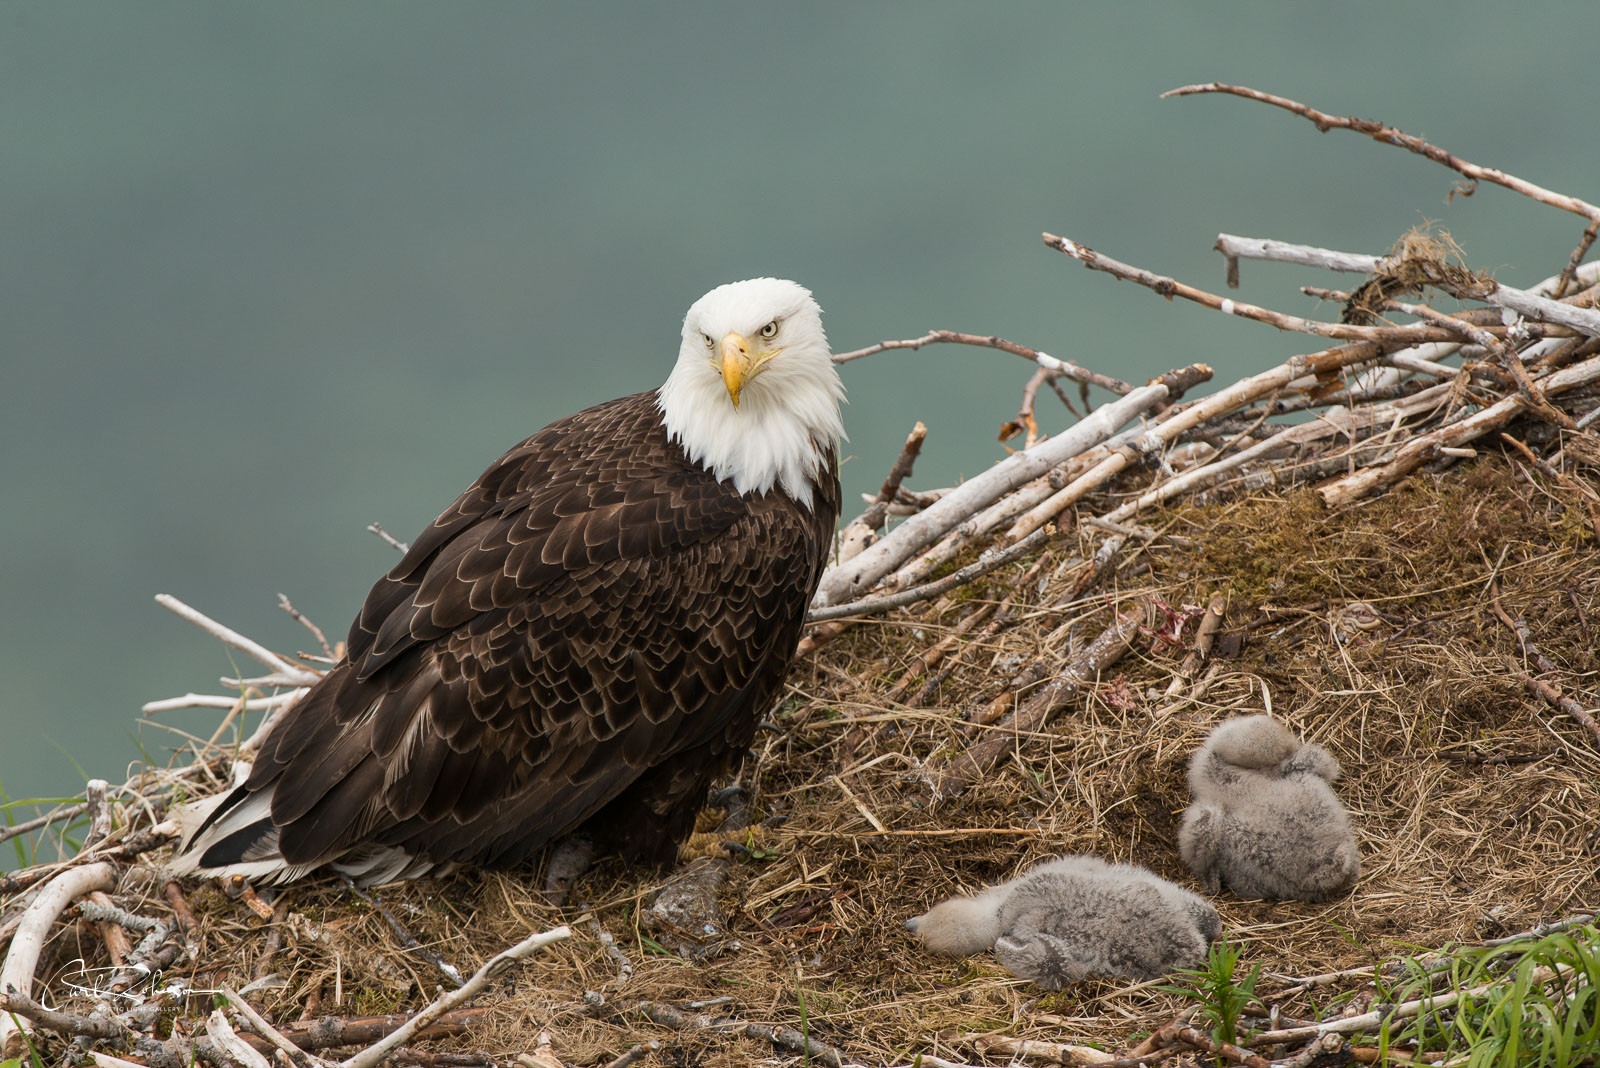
top-left (1179, 714), bottom-right (1359, 901)
top-left (906, 855), bottom-right (1219, 987)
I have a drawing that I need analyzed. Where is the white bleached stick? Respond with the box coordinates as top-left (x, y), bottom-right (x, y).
top-left (807, 527), bottom-right (1051, 623)
top-left (141, 691), bottom-right (306, 716)
top-left (340, 925), bottom-right (572, 1068)
top-left (0, 862), bottom-right (116, 1058)
top-left (1214, 233), bottom-right (1382, 276)
top-left (153, 594), bottom-right (320, 684)
top-left (1215, 231), bottom-right (1600, 336)
top-left (206, 1009), bottom-right (274, 1068)
top-left (812, 377), bottom-right (1190, 606)
top-left (1220, 233), bottom-right (1600, 301)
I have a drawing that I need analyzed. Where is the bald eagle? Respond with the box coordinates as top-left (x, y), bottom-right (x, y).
top-left (172, 278), bottom-right (844, 885)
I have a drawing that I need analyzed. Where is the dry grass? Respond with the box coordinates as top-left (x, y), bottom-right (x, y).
top-left (9, 446), bottom-right (1600, 1067)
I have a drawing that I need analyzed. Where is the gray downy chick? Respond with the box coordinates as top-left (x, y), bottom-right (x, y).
top-left (906, 855), bottom-right (1220, 987)
top-left (1179, 714), bottom-right (1360, 901)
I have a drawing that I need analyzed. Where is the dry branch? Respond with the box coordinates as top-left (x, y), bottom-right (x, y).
top-left (833, 329), bottom-right (1134, 395)
top-left (153, 594), bottom-right (319, 684)
top-left (0, 803), bottom-right (86, 848)
top-left (1164, 83), bottom-right (1600, 225)
top-left (1044, 233), bottom-right (1569, 345)
top-left (628, 999), bottom-right (844, 1067)
top-left (0, 862), bottom-right (116, 1057)
top-left (807, 526), bottom-right (1050, 623)
top-left (339, 925), bottom-right (571, 1068)
top-left (837, 422), bottom-right (928, 564)
top-left (928, 608), bottom-right (1145, 797)
top-left (1168, 1027), bottom-right (1269, 1068)
top-left (1166, 591), bottom-right (1227, 696)
top-left (244, 1010), bottom-right (491, 1055)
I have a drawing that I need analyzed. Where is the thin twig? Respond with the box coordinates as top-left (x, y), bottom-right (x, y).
top-left (0, 803), bottom-right (87, 848)
top-left (338, 925), bottom-right (571, 1068)
top-left (219, 983), bottom-right (322, 1068)
top-left (343, 879), bottom-right (464, 987)
top-left (279, 594), bottom-right (335, 660)
top-left (833, 329), bottom-right (1134, 395)
top-left (153, 594), bottom-right (319, 682)
top-left (837, 422), bottom-right (929, 565)
top-left (366, 522), bottom-right (411, 554)
top-left (1554, 221), bottom-right (1600, 298)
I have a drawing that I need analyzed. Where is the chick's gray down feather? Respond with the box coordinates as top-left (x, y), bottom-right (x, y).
top-left (1179, 714), bottom-right (1360, 901)
top-left (907, 855), bottom-right (1219, 987)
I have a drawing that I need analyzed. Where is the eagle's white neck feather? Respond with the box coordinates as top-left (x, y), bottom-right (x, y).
top-left (657, 278), bottom-right (845, 508)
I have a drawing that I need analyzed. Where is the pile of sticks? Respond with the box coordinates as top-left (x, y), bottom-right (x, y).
top-left (806, 83), bottom-right (1600, 654)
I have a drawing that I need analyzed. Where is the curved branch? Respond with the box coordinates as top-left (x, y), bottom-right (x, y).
top-left (0, 862), bottom-right (116, 1057)
top-left (833, 329), bottom-right (1134, 395)
top-left (1164, 83), bottom-right (1600, 224)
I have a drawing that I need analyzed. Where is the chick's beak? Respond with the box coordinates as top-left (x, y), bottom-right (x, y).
top-left (720, 332), bottom-right (752, 407)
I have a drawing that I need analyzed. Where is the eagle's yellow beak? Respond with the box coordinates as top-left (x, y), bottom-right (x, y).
top-left (718, 332), bottom-right (782, 408)
top-left (720, 332), bottom-right (751, 407)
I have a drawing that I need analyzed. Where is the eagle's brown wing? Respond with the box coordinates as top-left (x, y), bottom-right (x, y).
top-left (199, 390), bottom-right (837, 874)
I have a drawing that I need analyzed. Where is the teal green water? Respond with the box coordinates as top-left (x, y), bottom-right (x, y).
top-left (2, 2), bottom-right (1595, 825)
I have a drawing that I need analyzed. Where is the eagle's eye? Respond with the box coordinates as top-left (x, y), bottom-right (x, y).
top-left (702, 333), bottom-right (714, 349)
top-left (759, 319), bottom-right (780, 340)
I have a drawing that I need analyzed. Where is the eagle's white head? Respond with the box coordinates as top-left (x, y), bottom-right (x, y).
top-left (658, 278), bottom-right (846, 507)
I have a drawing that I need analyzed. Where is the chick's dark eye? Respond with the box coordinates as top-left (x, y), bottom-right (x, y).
top-left (759, 319), bottom-right (780, 340)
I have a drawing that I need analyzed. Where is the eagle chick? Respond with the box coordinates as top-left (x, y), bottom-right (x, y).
top-left (906, 855), bottom-right (1220, 987)
top-left (1179, 714), bottom-right (1360, 901)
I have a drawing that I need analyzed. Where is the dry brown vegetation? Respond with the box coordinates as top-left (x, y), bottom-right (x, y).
top-left (8, 448), bottom-right (1600, 1068)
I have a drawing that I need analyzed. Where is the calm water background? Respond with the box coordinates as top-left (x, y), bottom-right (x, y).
top-left (3, 3), bottom-right (1596, 820)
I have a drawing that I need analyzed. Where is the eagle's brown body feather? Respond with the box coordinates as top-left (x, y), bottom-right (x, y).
top-left (195, 389), bottom-right (839, 877)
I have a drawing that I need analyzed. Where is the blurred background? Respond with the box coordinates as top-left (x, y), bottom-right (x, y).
top-left (3, 2), bottom-right (1596, 819)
